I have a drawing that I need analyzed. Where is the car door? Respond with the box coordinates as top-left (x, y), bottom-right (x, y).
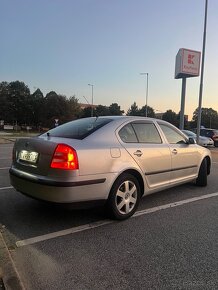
top-left (158, 122), bottom-right (200, 183)
top-left (118, 121), bottom-right (172, 189)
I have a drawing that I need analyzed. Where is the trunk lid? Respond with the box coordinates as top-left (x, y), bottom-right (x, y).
top-left (12, 136), bottom-right (81, 176)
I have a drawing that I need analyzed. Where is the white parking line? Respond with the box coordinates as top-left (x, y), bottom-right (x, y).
top-left (16, 220), bottom-right (114, 247)
top-left (16, 191), bottom-right (218, 248)
top-left (0, 167), bottom-right (10, 170)
top-left (0, 186), bottom-right (13, 191)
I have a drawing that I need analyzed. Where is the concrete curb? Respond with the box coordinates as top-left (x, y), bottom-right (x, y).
top-left (0, 231), bottom-right (25, 290)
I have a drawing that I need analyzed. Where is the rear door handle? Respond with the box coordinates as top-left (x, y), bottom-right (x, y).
top-left (133, 150), bottom-right (143, 157)
top-left (172, 149), bottom-right (178, 155)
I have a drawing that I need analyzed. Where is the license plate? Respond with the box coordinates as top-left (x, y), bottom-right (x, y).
top-left (18, 150), bottom-right (39, 163)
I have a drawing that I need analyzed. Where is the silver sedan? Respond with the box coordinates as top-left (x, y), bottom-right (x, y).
top-left (182, 129), bottom-right (214, 147)
top-left (10, 116), bottom-right (211, 220)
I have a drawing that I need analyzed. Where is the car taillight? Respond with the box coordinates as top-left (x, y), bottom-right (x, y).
top-left (51, 144), bottom-right (79, 170)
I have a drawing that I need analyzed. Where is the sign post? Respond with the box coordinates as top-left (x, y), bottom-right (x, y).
top-left (54, 119), bottom-right (59, 127)
top-left (175, 48), bottom-right (201, 130)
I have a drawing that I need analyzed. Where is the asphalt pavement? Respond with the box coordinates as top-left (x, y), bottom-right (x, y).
top-left (1, 142), bottom-right (218, 290)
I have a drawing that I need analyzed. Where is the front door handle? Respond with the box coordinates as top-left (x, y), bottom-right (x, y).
top-left (133, 150), bottom-right (143, 157)
top-left (172, 149), bottom-right (178, 155)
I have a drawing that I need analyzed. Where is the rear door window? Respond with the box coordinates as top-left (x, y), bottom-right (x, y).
top-left (132, 123), bottom-right (162, 143)
top-left (118, 122), bottom-right (162, 144)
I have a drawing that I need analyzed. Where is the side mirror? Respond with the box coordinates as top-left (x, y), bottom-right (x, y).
top-left (188, 137), bottom-right (196, 144)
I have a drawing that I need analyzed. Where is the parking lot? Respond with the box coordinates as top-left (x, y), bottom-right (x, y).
top-left (1, 142), bottom-right (218, 289)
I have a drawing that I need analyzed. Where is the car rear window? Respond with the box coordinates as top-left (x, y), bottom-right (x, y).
top-left (42, 118), bottom-right (112, 140)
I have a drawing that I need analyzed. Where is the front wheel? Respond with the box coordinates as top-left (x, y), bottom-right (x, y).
top-left (196, 158), bottom-right (207, 187)
top-left (107, 173), bottom-right (141, 220)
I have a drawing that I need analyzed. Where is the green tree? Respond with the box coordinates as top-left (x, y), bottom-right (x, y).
top-left (81, 106), bottom-right (94, 118)
top-left (162, 110), bottom-right (178, 126)
top-left (7, 81), bottom-right (31, 125)
top-left (68, 95), bottom-right (82, 119)
top-left (95, 105), bottom-right (110, 116)
top-left (108, 103), bottom-right (124, 116)
top-left (192, 107), bottom-right (218, 128)
top-left (42, 92), bottom-right (70, 128)
top-left (27, 89), bottom-right (44, 128)
top-left (0, 82), bottom-right (10, 123)
top-left (127, 102), bottom-right (140, 116)
top-left (139, 105), bottom-right (155, 117)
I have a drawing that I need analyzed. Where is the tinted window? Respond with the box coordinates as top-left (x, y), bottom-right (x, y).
top-left (42, 118), bottom-right (112, 140)
top-left (132, 123), bottom-right (162, 143)
top-left (199, 129), bottom-right (218, 138)
top-left (119, 124), bottom-right (138, 143)
top-left (201, 129), bottom-right (213, 138)
top-left (160, 124), bottom-right (187, 144)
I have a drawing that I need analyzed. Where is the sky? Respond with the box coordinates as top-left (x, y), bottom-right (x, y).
top-left (1, 0), bottom-right (218, 119)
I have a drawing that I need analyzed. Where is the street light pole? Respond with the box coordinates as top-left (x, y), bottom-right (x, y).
top-left (197, 0), bottom-right (208, 143)
top-left (88, 84), bottom-right (94, 117)
top-left (140, 73), bottom-right (149, 117)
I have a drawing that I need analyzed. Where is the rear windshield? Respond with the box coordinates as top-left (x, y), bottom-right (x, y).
top-left (42, 118), bottom-right (112, 140)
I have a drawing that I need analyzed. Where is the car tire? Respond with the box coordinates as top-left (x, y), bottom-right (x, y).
top-left (196, 158), bottom-right (207, 187)
top-left (107, 173), bottom-right (141, 220)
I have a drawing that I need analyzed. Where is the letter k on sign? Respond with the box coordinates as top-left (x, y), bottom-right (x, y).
top-left (188, 54), bottom-right (194, 64)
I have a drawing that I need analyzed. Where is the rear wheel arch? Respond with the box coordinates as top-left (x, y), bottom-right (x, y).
top-left (106, 170), bottom-right (144, 220)
top-left (117, 169), bottom-right (145, 196)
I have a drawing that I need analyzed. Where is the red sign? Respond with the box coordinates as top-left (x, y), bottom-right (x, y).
top-left (175, 48), bottom-right (201, 79)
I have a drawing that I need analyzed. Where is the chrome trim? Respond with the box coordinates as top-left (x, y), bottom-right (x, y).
top-left (145, 165), bottom-right (198, 176)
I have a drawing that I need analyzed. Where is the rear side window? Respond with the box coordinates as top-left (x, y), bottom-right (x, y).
top-left (132, 123), bottom-right (162, 143)
top-left (119, 124), bottom-right (138, 143)
top-left (42, 118), bottom-right (112, 140)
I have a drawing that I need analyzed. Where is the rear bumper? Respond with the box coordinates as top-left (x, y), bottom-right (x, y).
top-left (10, 168), bottom-right (112, 203)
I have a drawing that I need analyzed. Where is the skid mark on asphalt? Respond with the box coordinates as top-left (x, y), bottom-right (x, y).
top-left (16, 191), bottom-right (218, 248)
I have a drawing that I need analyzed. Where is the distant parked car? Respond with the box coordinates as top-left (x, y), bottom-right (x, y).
top-left (201, 129), bottom-right (218, 147)
top-left (182, 130), bottom-right (214, 147)
top-left (192, 128), bottom-right (218, 147)
top-left (10, 116), bottom-right (211, 220)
